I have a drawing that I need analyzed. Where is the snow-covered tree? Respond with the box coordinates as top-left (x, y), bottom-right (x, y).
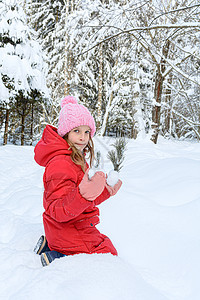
top-left (0, 0), bottom-right (49, 145)
top-left (27, 0), bottom-right (200, 142)
top-left (64, 0), bottom-right (142, 137)
top-left (69, 0), bottom-right (200, 142)
top-left (26, 0), bottom-right (73, 127)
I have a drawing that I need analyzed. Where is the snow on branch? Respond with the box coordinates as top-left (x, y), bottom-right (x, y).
top-left (149, 4), bottom-right (200, 26)
top-left (76, 22), bottom-right (200, 57)
top-left (162, 102), bottom-right (200, 127)
top-left (164, 57), bottom-right (200, 87)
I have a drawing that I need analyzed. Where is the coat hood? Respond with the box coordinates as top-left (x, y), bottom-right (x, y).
top-left (34, 125), bottom-right (72, 167)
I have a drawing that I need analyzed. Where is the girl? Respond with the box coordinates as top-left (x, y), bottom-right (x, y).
top-left (34, 96), bottom-right (122, 267)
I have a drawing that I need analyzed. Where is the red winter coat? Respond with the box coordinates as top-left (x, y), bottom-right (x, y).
top-left (34, 125), bottom-right (117, 256)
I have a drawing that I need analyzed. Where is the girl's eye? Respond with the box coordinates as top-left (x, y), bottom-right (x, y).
top-left (74, 129), bottom-right (79, 133)
top-left (85, 131), bottom-right (90, 134)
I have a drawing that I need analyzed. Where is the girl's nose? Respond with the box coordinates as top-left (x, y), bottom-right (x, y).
top-left (80, 133), bottom-right (85, 140)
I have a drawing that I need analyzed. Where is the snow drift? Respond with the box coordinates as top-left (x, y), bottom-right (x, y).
top-left (0, 137), bottom-right (200, 300)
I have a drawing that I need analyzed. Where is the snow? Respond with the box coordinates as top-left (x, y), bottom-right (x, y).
top-left (106, 170), bottom-right (119, 187)
top-left (0, 137), bottom-right (200, 299)
top-left (0, 2), bottom-right (49, 102)
top-left (88, 169), bottom-right (119, 187)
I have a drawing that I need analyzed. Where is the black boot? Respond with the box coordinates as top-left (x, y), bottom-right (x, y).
top-left (41, 250), bottom-right (66, 267)
top-left (34, 235), bottom-right (50, 255)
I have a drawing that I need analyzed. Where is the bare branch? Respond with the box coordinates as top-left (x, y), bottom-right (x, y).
top-left (162, 102), bottom-right (200, 126)
top-left (149, 4), bottom-right (200, 26)
top-left (76, 22), bottom-right (200, 57)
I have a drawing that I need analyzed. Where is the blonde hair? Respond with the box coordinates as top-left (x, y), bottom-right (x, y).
top-left (63, 133), bottom-right (94, 172)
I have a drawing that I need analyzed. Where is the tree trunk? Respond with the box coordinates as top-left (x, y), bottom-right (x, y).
top-left (151, 71), bottom-right (164, 144)
top-left (96, 43), bottom-right (103, 132)
top-left (21, 113), bottom-right (25, 146)
top-left (3, 108), bottom-right (9, 145)
top-left (101, 52), bottom-right (119, 136)
top-left (131, 82), bottom-right (146, 139)
top-left (64, 51), bottom-right (71, 96)
top-left (151, 40), bottom-right (170, 144)
top-left (101, 78), bottom-right (115, 136)
top-left (131, 94), bottom-right (138, 139)
top-left (64, 0), bottom-right (71, 96)
top-left (30, 103), bottom-right (34, 146)
top-left (164, 73), bottom-right (173, 136)
top-left (131, 118), bottom-right (138, 139)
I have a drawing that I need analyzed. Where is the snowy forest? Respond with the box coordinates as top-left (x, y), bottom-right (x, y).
top-left (0, 0), bottom-right (200, 145)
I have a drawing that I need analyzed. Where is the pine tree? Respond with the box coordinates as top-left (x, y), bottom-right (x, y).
top-left (0, 0), bottom-right (49, 145)
top-left (107, 138), bottom-right (127, 172)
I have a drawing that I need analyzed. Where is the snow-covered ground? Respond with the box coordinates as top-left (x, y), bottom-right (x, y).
top-left (0, 136), bottom-right (200, 300)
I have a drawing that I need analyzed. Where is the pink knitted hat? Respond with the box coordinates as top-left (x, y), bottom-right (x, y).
top-left (57, 95), bottom-right (96, 138)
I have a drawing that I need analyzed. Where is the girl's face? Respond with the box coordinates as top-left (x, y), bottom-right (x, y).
top-left (68, 125), bottom-right (91, 151)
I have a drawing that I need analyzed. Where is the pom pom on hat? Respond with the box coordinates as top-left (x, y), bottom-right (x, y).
top-left (58, 95), bottom-right (96, 138)
top-left (61, 96), bottom-right (77, 108)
